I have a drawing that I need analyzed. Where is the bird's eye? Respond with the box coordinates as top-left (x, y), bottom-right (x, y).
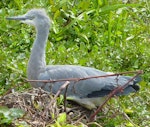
top-left (26, 16), bottom-right (34, 20)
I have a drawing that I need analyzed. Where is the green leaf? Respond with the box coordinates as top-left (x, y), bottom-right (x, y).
top-left (9, 108), bottom-right (25, 119)
top-left (57, 113), bottom-right (66, 123)
top-left (100, 4), bottom-right (140, 15)
top-left (124, 109), bottom-right (134, 115)
top-left (0, 106), bottom-right (25, 124)
top-left (98, 0), bottom-right (103, 6)
top-left (54, 10), bottom-right (61, 20)
top-left (125, 122), bottom-right (134, 127)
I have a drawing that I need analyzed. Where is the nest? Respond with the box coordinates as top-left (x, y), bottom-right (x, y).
top-left (0, 88), bottom-right (92, 126)
top-left (0, 79), bottom-right (138, 126)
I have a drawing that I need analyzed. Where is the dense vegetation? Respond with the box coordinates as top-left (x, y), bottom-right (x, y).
top-left (0, 0), bottom-right (149, 126)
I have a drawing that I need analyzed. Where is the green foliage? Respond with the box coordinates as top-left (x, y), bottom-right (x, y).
top-left (0, 0), bottom-right (150, 126)
top-left (0, 106), bottom-right (25, 125)
top-left (49, 113), bottom-right (85, 127)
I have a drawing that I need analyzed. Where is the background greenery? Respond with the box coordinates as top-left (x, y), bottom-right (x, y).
top-left (0, 0), bottom-right (149, 126)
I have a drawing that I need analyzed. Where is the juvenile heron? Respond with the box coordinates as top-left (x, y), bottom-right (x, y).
top-left (7, 9), bottom-right (141, 110)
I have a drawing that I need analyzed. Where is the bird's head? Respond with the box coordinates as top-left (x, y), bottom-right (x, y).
top-left (7, 9), bottom-right (51, 28)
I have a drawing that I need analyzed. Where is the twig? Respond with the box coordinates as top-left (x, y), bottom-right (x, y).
top-left (73, 115), bottom-right (86, 125)
top-left (25, 70), bottom-right (143, 83)
top-left (88, 122), bottom-right (103, 127)
top-left (123, 112), bottom-right (136, 126)
top-left (63, 83), bottom-right (69, 112)
top-left (42, 81), bottom-right (70, 118)
top-left (89, 70), bottom-right (143, 121)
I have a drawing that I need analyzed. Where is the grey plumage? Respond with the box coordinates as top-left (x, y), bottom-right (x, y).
top-left (7, 9), bottom-right (141, 110)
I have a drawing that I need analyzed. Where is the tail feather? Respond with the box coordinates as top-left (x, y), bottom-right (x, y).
top-left (117, 76), bottom-right (141, 95)
top-left (87, 76), bottom-right (141, 97)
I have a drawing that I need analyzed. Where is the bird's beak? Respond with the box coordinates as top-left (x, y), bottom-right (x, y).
top-left (6, 15), bottom-right (33, 21)
top-left (6, 15), bottom-right (34, 25)
top-left (6, 15), bottom-right (28, 21)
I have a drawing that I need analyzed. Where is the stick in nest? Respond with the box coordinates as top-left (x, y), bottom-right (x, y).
top-left (42, 81), bottom-right (70, 118)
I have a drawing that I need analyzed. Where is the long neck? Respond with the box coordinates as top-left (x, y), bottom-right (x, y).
top-left (27, 26), bottom-right (49, 81)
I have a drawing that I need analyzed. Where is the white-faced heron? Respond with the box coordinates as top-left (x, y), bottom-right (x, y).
top-left (7, 9), bottom-right (141, 110)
